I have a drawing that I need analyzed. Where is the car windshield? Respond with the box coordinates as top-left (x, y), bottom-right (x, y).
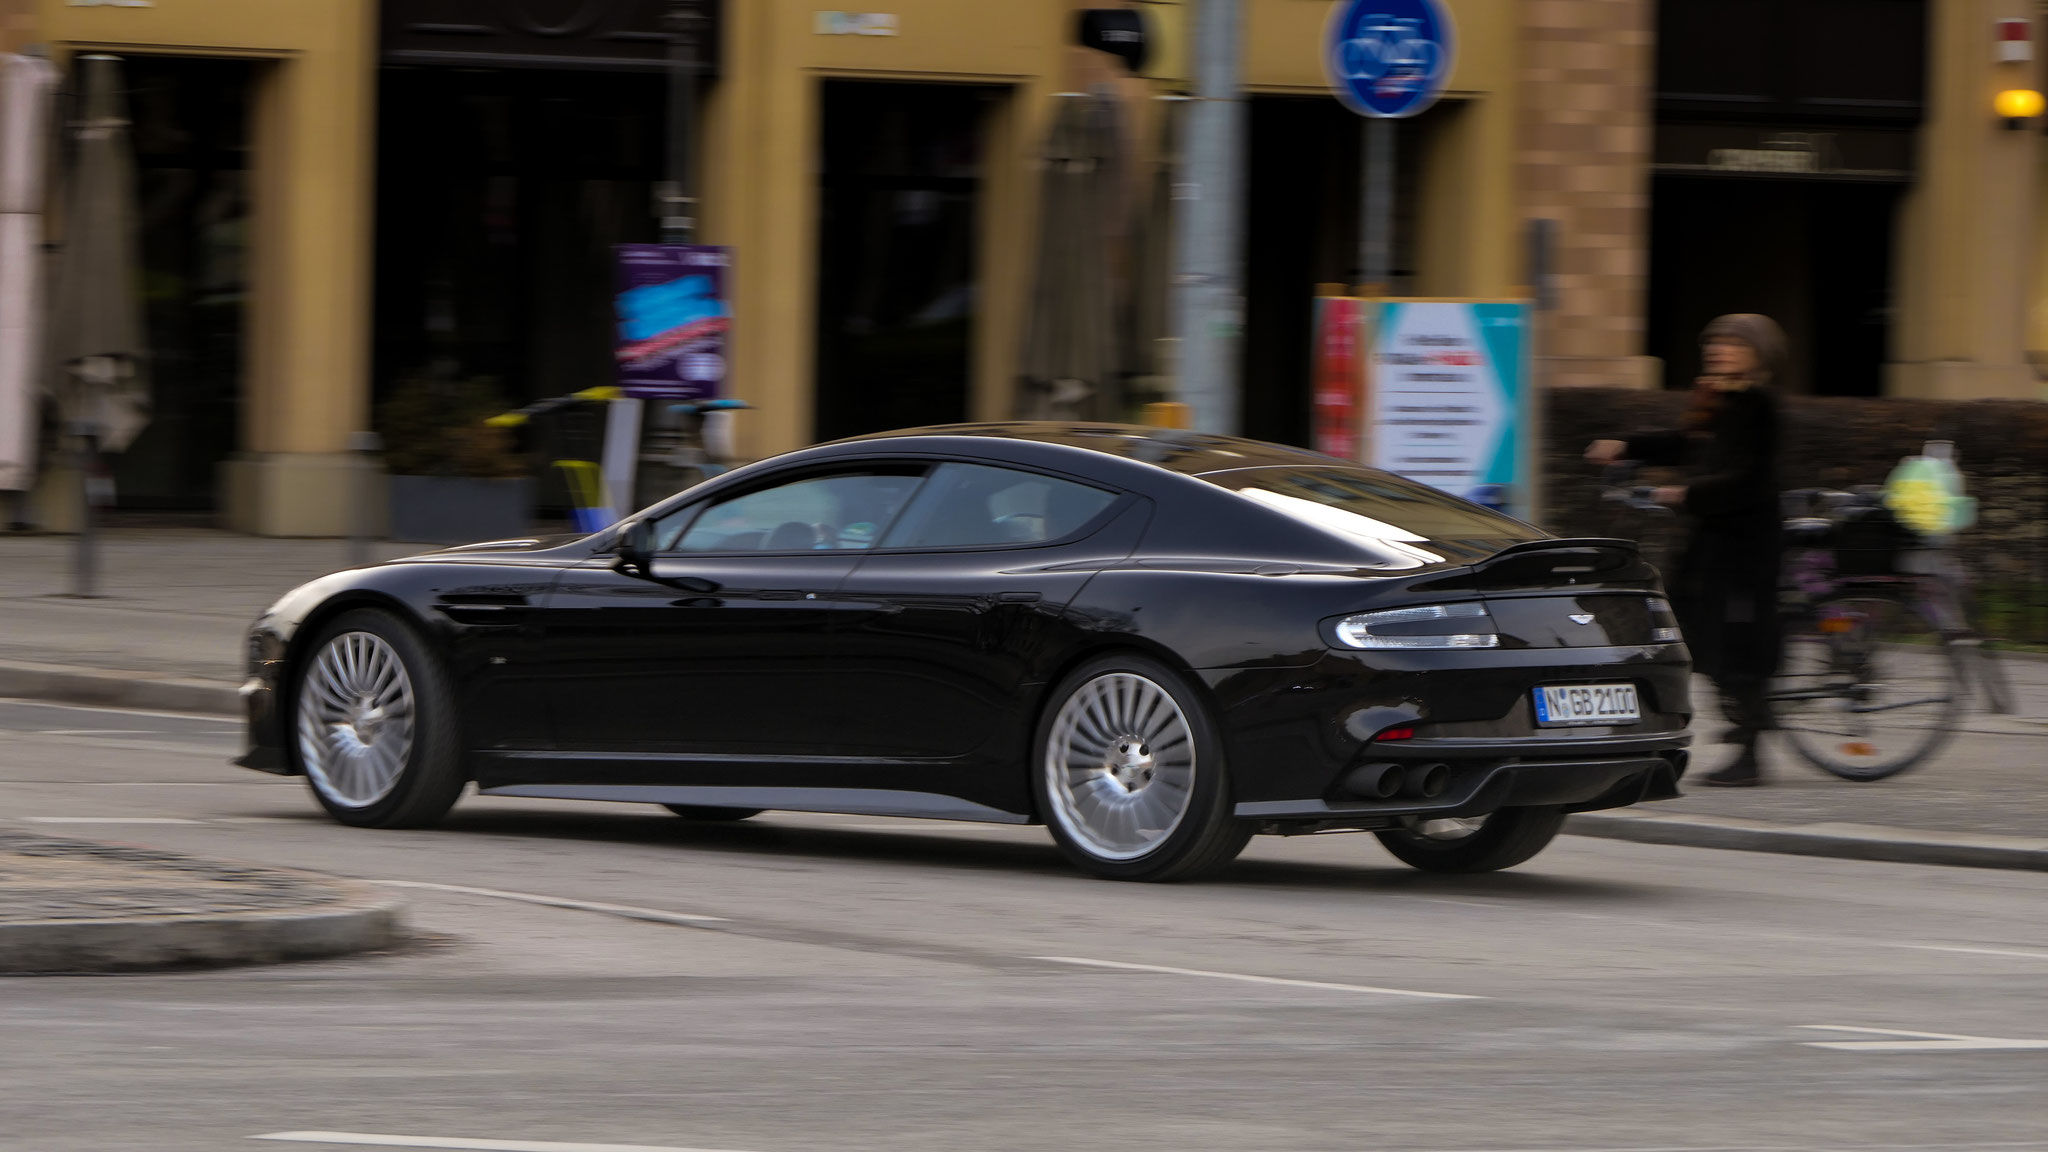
top-left (1198, 466), bottom-right (1546, 568)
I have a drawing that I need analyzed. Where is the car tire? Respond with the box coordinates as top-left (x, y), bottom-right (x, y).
top-left (662, 805), bottom-right (764, 822)
top-left (1374, 807), bottom-right (1566, 873)
top-left (1033, 653), bottom-right (1252, 882)
top-left (293, 608), bottom-right (466, 829)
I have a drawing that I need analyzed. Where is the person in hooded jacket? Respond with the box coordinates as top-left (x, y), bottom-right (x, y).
top-left (1587, 314), bottom-right (1785, 786)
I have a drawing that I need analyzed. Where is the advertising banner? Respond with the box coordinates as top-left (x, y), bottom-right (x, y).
top-left (1364, 300), bottom-right (1531, 518)
top-left (613, 244), bottom-right (732, 401)
top-left (1310, 296), bottom-right (1365, 460)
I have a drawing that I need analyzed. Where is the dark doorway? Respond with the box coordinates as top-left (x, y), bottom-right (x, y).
top-left (115, 55), bottom-right (253, 511)
top-left (373, 67), bottom-right (665, 408)
top-left (1647, 177), bottom-right (1900, 395)
top-left (1240, 96), bottom-right (1420, 447)
top-left (813, 80), bottom-right (994, 443)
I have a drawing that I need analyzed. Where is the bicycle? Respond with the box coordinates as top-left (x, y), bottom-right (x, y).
top-left (488, 387), bottom-right (625, 533)
top-left (1599, 463), bottom-right (2012, 782)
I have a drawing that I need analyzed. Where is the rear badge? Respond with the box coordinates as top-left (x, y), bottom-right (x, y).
top-left (1568, 613), bottom-right (1595, 625)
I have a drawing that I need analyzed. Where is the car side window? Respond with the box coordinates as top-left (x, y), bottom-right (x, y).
top-left (657, 468), bottom-right (927, 553)
top-left (880, 462), bottom-right (1116, 550)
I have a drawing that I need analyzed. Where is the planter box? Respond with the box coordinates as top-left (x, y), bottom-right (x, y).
top-left (388, 476), bottom-right (534, 544)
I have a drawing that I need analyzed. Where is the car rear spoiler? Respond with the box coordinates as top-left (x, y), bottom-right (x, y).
top-left (1417, 537), bottom-right (1659, 593)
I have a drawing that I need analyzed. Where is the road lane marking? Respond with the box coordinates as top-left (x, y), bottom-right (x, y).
top-left (252, 1133), bottom-right (756, 1152)
top-left (1034, 955), bottom-right (1481, 1000)
top-left (18, 816), bottom-right (204, 825)
top-left (1799, 1025), bottom-right (2048, 1051)
top-left (34, 728), bottom-right (156, 735)
top-left (1895, 943), bottom-right (2048, 961)
top-left (371, 881), bottom-right (728, 925)
top-left (0, 697), bottom-right (240, 722)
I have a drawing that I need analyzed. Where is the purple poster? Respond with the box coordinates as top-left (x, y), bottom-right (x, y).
top-left (613, 244), bottom-right (732, 401)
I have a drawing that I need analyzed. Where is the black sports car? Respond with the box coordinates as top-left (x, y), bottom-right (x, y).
top-left (239, 423), bottom-right (1691, 881)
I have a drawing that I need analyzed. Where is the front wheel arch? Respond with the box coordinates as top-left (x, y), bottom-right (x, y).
top-left (291, 606), bottom-right (467, 828)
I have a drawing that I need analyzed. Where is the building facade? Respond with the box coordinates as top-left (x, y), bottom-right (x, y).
top-left (15, 0), bottom-right (2045, 534)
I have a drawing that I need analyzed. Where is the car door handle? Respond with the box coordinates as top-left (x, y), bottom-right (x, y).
top-left (996, 591), bottom-right (1041, 603)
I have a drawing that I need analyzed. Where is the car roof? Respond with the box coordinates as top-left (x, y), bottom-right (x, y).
top-left (825, 422), bottom-right (1347, 478)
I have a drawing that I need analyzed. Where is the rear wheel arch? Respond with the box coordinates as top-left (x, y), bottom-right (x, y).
top-left (1030, 649), bottom-right (1253, 881)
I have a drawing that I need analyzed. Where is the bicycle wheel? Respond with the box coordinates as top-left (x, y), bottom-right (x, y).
top-left (1775, 594), bottom-right (1960, 781)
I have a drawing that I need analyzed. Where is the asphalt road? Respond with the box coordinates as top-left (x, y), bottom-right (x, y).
top-left (3, 698), bottom-right (2045, 1152)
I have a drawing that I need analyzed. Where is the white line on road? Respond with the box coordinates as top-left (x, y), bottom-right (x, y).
top-left (1799, 1025), bottom-right (2048, 1051)
top-left (34, 728), bottom-right (156, 735)
top-left (1034, 955), bottom-right (1482, 1000)
top-left (0, 696), bottom-right (239, 722)
top-left (371, 881), bottom-right (728, 925)
top-left (18, 816), bottom-right (204, 825)
top-left (252, 1132), bottom-right (757, 1152)
top-left (1894, 942), bottom-right (2048, 961)
top-left (77, 782), bottom-right (238, 786)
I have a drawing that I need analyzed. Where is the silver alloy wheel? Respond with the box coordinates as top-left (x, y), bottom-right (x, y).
top-left (296, 630), bottom-right (417, 809)
top-left (1044, 671), bottom-right (1197, 861)
top-left (1405, 815), bottom-right (1489, 840)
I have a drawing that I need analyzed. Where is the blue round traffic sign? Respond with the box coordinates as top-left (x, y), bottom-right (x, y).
top-left (1325, 0), bottom-right (1456, 119)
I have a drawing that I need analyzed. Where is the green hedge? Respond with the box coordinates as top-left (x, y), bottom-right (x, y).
top-left (1542, 388), bottom-right (2048, 645)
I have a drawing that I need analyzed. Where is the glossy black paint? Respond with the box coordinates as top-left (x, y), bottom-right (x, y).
top-left (241, 424), bottom-right (1692, 830)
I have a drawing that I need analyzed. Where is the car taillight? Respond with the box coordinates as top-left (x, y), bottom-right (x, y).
top-left (1331, 602), bottom-right (1498, 650)
top-left (1646, 597), bottom-right (1683, 643)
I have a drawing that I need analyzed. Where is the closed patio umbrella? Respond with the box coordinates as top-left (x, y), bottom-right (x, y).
top-left (0, 50), bottom-right (59, 512)
top-left (1017, 91), bottom-right (1123, 422)
top-left (46, 54), bottom-right (148, 592)
top-left (1121, 94), bottom-right (1185, 409)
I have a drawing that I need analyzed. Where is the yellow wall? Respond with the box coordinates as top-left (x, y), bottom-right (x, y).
top-left (708, 0), bottom-right (1520, 458)
top-left (35, 0), bottom-right (1527, 520)
top-left (38, 0), bottom-right (377, 533)
top-left (1, 0), bottom-right (34, 55)
top-left (703, 0), bottom-right (1071, 460)
top-left (1892, 0), bottom-right (2042, 400)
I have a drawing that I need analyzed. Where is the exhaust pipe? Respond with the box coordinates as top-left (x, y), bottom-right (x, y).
top-left (1343, 762), bottom-right (1403, 800)
top-left (1400, 762), bottom-right (1449, 799)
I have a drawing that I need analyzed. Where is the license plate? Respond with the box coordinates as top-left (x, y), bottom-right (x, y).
top-left (1533, 683), bottom-right (1640, 727)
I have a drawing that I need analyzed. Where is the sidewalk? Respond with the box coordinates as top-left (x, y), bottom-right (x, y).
top-left (0, 528), bottom-right (2043, 872)
top-left (0, 529), bottom-right (415, 687)
top-left (0, 829), bottom-right (403, 972)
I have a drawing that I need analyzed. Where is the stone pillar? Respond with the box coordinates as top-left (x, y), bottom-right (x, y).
top-left (220, 3), bottom-right (378, 534)
top-left (1517, 0), bottom-right (1658, 390)
top-left (1891, 0), bottom-right (2043, 400)
top-left (700, 0), bottom-right (817, 460)
top-left (42, 0), bottom-right (378, 535)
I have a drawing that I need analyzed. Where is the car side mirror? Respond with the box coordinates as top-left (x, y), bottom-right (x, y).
top-left (617, 520), bottom-right (655, 575)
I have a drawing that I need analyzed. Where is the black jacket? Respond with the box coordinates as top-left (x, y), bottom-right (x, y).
top-left (1626, 387), bottom-right (1781, 679)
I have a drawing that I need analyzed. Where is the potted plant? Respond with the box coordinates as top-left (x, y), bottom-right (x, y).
top-left (377, 375), bottom-right (534, 544)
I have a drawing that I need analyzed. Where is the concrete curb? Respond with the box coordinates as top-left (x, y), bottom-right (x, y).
top-left (0, 659), bottom-right (239, 716)
top-left (0, 875), bottom-right (405, 975)
top-left (1568, 810), bottom-right (2048, 872)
